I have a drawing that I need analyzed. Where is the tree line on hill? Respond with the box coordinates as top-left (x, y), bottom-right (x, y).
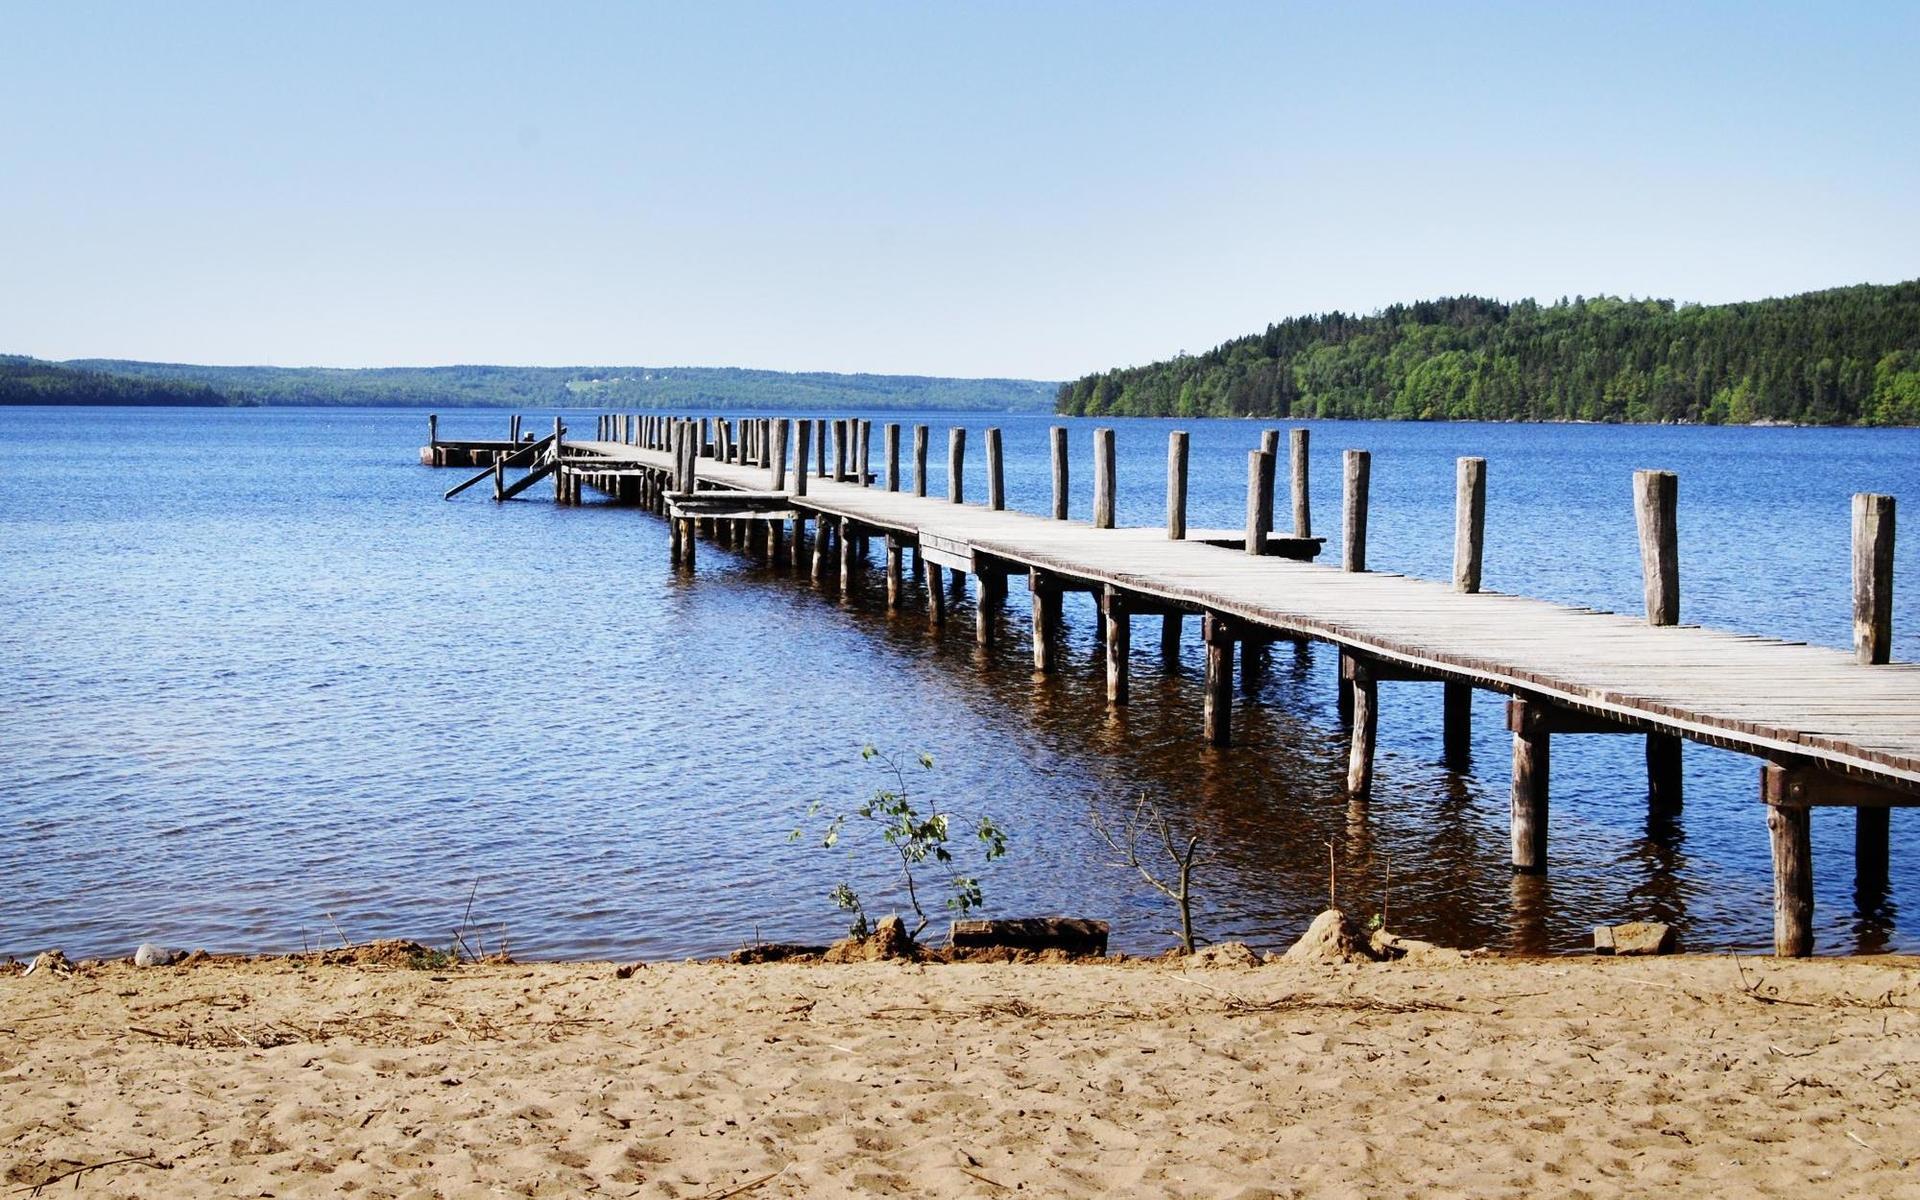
top-left (1, 357), bottom-right (1057, 412)
top-left (1057, 281), bottom-right (1920, 425)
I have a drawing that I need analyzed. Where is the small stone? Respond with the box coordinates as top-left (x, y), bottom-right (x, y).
top-left (134, 943), bottom-right (184, 968)
top-left (1593, 922), bottom-right (1677, 956)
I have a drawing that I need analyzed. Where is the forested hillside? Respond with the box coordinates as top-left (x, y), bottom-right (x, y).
top-left (0, 356), bottom-right (240, 406)
top-left (1058, 282), bottom-right (1920, 425)
top-left (56, 360), bottom-right (1057, 412)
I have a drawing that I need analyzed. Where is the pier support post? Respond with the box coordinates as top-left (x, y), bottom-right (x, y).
top-left (553, 417), bottom-right (567, 504)
top-left (1030, 569), bottom-right (1060, 672)
top-left (885, 536), bottom-right (905, 609)
top-left (1290, 428), bottom-right (1311, 537)
top-left (428, 413), bottom-right (438, 451)
top-left (1051, 426), bottom-right (1069, 520)
top-left (839, 520), bottom-right (858, 596)
top-left (976, 569), bottom-right (1002, 647)
top-left (926, 562), bottom-right (947, 627)
top-left (1342, 449), bottom-right (1370, 572)
top-left (1093, 428), bottom-right (1116, 529)
top-left (1202, 614), bottom-right (1234, 746)
top-left (948, 428), bottom-right (966, 503)
top-left (1508, 698), bottom-right (1549, 874)
top-left (813, 514), bottom-right (834, 583)
top-left (1858, 808), bottom-right (1891, 895)
top-left (1102, 585), bottom-right (1129, 705)
top-left (913, 426), bottom-right (929, 497)
top-left (1762, 764), bottom-right (1814, 957)
top-left (1635, 468), bottom-right (1684, 811)
top-left (1161, 613), bottom-right (1181, 665)
top-left (986, 428), bottom-right (1005, 510)
top-left (1167, 431), bottom-right (1188, 539)
top-left (1347, 658), bottom-right (1378, 797)
top-left (1854, 493), bottom-right (1895, 665)
top-left (1337, 649), bottom-right (1355, 725)
top-left (1246, 449), bottom-right (1274, 554)
top-left (1446, 456), bottom-right (1486, 767)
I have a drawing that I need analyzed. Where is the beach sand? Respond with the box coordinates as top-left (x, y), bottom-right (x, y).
top-left (4, 949), bottom-right (1918, 1198)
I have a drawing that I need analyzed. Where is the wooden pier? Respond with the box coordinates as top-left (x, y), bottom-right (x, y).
top-left (426, 412), bottom-right (1914, 956)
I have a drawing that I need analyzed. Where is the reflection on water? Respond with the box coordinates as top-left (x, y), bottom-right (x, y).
top-left (0, 406), bottom-right (1914, 960)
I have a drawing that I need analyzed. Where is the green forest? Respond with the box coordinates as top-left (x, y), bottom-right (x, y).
top-left (1058, 281), bottom-right (1920, 425)
top-left (9, 358), bottom-right (1056, 413)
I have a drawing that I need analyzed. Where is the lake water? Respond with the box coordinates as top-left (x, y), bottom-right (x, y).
top-left (3, 406), bottom-right (1915, 962)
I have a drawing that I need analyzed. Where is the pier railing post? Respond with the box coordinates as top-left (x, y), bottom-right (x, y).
top-left (1246, 449), bottom-right (1274, 554)
top-left (1290, 428), bottom-right (1311, 537)
top-left (1050, 426), bottom-right (1069, 520)
top-left (986, 427), bottom-right (1005, 511)
top-left (1167, 431), bottom-right (1188, 539)
top-left (913, 425), bottom-right (929, 497)
top-left (884, 423), bottom-right (900, 491)
top-left (948, 428), bottom-right (966, 504)
top-left (1854, 493), bottom-right (1895, 665)
top-left (1342, 449), bottom-right (1370, 571)
top-left (1259, 429), bottom-right (1280, 537)
top-left (1446, 456), bottom-right (1487, 766)
top-left (1093, 428), bottom-right (1115, 529)
top-left (1635, 468), bottom-right (1683, 810)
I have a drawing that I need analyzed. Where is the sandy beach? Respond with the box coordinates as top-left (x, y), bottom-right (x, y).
top-left (5, 947), bottom-right (1918, 1198)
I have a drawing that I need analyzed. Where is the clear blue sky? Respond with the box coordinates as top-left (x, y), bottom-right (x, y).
top-left (3, 2), bottom-right (1915, 380)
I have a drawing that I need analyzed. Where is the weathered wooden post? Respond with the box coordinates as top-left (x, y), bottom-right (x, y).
top-left (926, 562), bottom-right (947, 626)
top-left (885, 535), bottom-right (905, 609)
top-left (1853, 492), bottom-right (1895, 889)
top-left (986, 428), bottom-right (1005, 511)
top-left (428, 412), bottom-right (439, 454)
top-left (832, 419), bottom-right (848, 482)
top-left (1446, 456), bottom-right (1487, 766)
top-left (792, 420), bottom-right (810, 497)
top-left (492, 455), bottom-right (504, 502)
top-left (552, 417), bottom-right (567, 504)
top-left (1342, 450), bottom-right (1370, 572)
top-left (1259, 429), bottom-right (1280, 535)
top-left (1202, 613), bottom-right (1234, 746)
top-left (884, 424), bottom-right (900, 491)
top-left (1093, 428), bottom-right (1115, 529)
top-left (839, 517), bottom-right (857, 595)
top-left (1508, 698), bottom-right (1548, 874)
top-left (858, 419), bottom-right (872, 486)
top-left (948, 428), bottom-right (966, 504)
top-left (812, 511), bottom-right (834, 583)
top-left (1762, 764), bottom-right (1814, 957)
top-left (771, 420), bottom-right (790, 490)
top-left (1167, 430), bottom-right (1188, 540)
top-left (1290, 428), bottom-right (1311, 536)
top-left (1103, 585), bottom-right (1129, 706)
top-left (1635, 468), bottom-right (1683, 810)
top-left (815, 419), bottom-right (827, 478)
top-left (1051, 426), bottom-right (1069, 520)
top-left (1030, 568), bottom-right (1061, 672)
top-left (977, 570), bottom-right (1001, 647)
top-left (1347, 657), bottom-right (1378, 797)
top-left (1246, 449), bottom-right (1274, 554)
top-left (913, 425), bottom-right (929, 497)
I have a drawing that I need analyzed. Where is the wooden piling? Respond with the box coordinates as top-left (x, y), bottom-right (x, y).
top-left (553, 417), bottom-right (567, 503)
top-left (1259, 429), bottom-right (1280, 535)
top-left (858, 420), bottom-right (872, 487)
top-left (976, 570), bottom-right (1000, 647)
top-left (884, 424), bottom-right (900, 492)
top-left (839, 518), bottom-right (856, 594)
top-left (1103, 585), bottom-right (1129, 705)
top-left (815, 419), bottom-right (827, 478)
top-left (1446, 456), bottom-right (1486, 766)
top-left (1854, 493), bottom-right (1895, 665)
top-left (1093, 428), bottom-right (1115, 529)
top-left (1290, 427), bottom-right (1311, 537)
top-left (1051, 426), bottom-right (1069, 520)
top-left (833, 420), bottom-right (848, 482)
top-left (1160, 613), bottom-right (1181, 663)
top-left (926, 562), bottom-right (947, 626)
top-left (1761, 764), bottom-right (1814, 956)
top-left (948, 428), bottom-right (965, 504)
top-left (986, 428), bottom-right (1005, 511)
top-left (913, 425), bottom-right (929, 497)
top-left (1167, 431), bottom-right (1188, 539)
top-left (1030, 569), bottom-right (1060, 672)
top-left (813, 513), bottom-right (833, 583)
top-left (1342, 449), bottom-right (1369, 572)
top-left (1509, 699), bottom-right (1548, 874)
top-left (1202, 614), bottom-right (1233, 746)
top-left (771, 420), bottom-right (789, 490)
top-left (885, 535), bottom-right (904, 609)
top-left (792, 419), bottom-right (810, 497)
top-left (1246, 449), bottom-right (1274, 554)
top-left (1347, 658), bottom-right (1378, 797)
top-left (428, 412), bottom-right (438, 449)
top-left (1635, 468), bottom-right (1683, 809)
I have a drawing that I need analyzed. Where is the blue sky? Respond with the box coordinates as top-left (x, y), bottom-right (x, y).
top-left (2, 2), bottom-right (1915, 379)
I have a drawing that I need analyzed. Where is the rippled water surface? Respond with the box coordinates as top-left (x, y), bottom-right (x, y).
top-left (3, 407), bottom-right (1916, 960)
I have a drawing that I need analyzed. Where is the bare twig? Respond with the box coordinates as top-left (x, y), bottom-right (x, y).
top-left (17, 1153), bottom-right (164, 1195)
top-left (1090, 794), bottom-right (1203, 954)
top-left (326, 912), bottom-right (353, 949)
top-left (698, 1166), bottom-right (787, 1199)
